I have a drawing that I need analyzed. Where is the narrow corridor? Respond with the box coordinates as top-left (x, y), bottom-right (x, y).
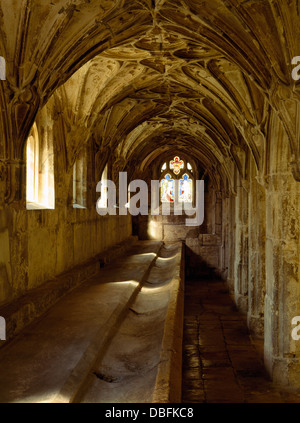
top-left (182, 277), bottom-right (300, 403)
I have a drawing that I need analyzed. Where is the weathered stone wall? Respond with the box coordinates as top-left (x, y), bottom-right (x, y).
top-left (0, 97), bottom-right (132, 307)
top-left (222, 114), bottom-right (300, 386)
top-left (0, 208), bottom-right (132, 308)
top-left (263, 118), bottom-right (300, 386)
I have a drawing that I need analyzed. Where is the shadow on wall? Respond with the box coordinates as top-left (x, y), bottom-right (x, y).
top-left (185, 245), bottom-right (221, 280)
top-left (132, 215), bottom-right (224, 280)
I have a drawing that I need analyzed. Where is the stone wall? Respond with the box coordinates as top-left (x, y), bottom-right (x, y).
top-left (0, 208), bottom-right (132, 308)
top-left (134, 179), bottom-right (226, 278)
top-left (0, 96), bottom-right (133, 307)
top-left (263, 119), bottom-right (300, 386)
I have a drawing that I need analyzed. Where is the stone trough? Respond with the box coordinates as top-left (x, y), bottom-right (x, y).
top-left (0, 241), bottom-right (184, 403)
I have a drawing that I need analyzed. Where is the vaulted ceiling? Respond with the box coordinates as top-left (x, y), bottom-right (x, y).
top-left (0, 0), bottom-right (299, 197)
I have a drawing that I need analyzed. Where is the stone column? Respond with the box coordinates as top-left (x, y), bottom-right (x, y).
top-left (0, 159), bottom-right (26, 209)
top-left (233, 180), bottom-right (249, 314)
top-left (247, 170), bottom-right (266, 338)
top-left (215, 191), bottom-right (225, 275)
top-left (264, 172), bottom-right (300, 386)
top-left (226, 194), bottom-right (236, 293)
top-left (0, 159), bottom-right (28, 306)
top-left (215, 191), bottom-right (222, 236)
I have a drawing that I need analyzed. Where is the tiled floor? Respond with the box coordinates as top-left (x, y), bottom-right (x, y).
top-left (182, 277), bottom-right (300, 403)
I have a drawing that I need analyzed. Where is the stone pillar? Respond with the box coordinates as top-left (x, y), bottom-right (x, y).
top-left (215, 191), bottom-right (225, 275)
top-left (226, 194), bottom-right (236, 293)
top-left (0, 159), bottom-right (26, 209)
top-left (247, 171), bottom-right (266, 338)
top-left (234, 180), bottom-right (249, 314)
top-left (215, 191), bottom-right (222, 236)
top-left (0, 160), bottom-right (28, 306)
top-left (264, 172), bottom-right (300, 387)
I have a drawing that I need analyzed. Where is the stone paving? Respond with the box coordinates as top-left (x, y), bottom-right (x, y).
top-left (182, 277), bottom-right (300, 403)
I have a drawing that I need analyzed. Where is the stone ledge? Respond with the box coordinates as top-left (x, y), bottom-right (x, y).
top-left (152, 242), bottom-right (185, 403)
top-left (0, 235), bottom-right (138, 344)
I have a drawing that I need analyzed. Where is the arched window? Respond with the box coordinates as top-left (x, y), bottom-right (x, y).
top-left (73, 148), bottom-right (87, 209)
top-left (160, 156), bottom-right (194, 204)
top-left (26, 123), bottom-right (55, 210)
top-left (97, 164), bottom-right (108, 209)
top-left (161, 173), bottom-right (174, 202)
top-left (26, 125), bottom-right (39, 204)
top-left (0, 56), bottom-right (6, 80)
top-left (179, 173), bottom-right (193, 202)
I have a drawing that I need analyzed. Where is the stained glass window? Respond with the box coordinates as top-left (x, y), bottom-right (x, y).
top-left (161, 174), bottom-right (174, 203)
top-left (179, 174), bottom-right (193, 202)
top-left (170, 156), bottom-right (184, 175)
top-left (160, 157), bottom-right (193, 203)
